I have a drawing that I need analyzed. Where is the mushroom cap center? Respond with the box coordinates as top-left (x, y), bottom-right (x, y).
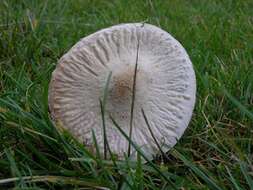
top-left (111, 67), bottom-right (134, 101)
top-left (106, 65), bottom-right (146, 122)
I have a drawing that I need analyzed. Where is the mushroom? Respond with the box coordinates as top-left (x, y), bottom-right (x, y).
top-left (48, 23), bottom-right (196, 160)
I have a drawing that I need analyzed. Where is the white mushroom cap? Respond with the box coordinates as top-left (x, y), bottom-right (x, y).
top-left (49, 23), bottom-right (196, 160)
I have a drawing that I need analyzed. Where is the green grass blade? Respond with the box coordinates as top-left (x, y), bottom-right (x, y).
top-left (225, 165), bottom-right (242, 190)
top-left (4, 148), bottom-right (21, 178)
top-left (92, 129), bottom-right (101, 160)
top-left (136, 152), bottom-right (144, 190)
top-left (141, 108), bottom-right (168, 160)
top-left (0, 175), bottom-right (110, 189)
top-left (100, 71), bottom-right (112, 159)
top-left (110, 116), bottom-right (178, 190)
top-left (223, 89), bottom-right (253, 120)
top-left (128, 26), bottom-right (141, 156)
top-left (172, 149), bottom-right (223, 190)
top-left (239, 161), bottom-right (253, 190)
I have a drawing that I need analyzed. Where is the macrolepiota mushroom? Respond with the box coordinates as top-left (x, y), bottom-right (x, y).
top-left (48, 23), bottom-right (196, 160)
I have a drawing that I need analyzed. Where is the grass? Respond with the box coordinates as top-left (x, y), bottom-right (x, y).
top-left (0, 0), bottom-right (253, 189)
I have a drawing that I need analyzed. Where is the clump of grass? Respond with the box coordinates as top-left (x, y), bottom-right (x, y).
top-left (0, 0), bottom-right (252, 189)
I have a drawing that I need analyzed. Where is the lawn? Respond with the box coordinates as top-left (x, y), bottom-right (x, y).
top-left (0, 0), bottom-right (253, 189)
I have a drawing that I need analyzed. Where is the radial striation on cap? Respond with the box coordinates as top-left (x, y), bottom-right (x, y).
top-left (48, 23), bottom-right (196, 160)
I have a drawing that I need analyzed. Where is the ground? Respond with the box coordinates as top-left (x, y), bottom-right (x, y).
top-left (0, 0), bottom-right (253, 189)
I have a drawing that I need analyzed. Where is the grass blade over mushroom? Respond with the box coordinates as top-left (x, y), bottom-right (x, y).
top-left (141, 108), bottom-right (169, 161)
top-left (128, 27), bottom-right (140, 157)
top-left (110, 115), bottom-right (178, 190)
top-left (100, 71), bottom-right (112, 159)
